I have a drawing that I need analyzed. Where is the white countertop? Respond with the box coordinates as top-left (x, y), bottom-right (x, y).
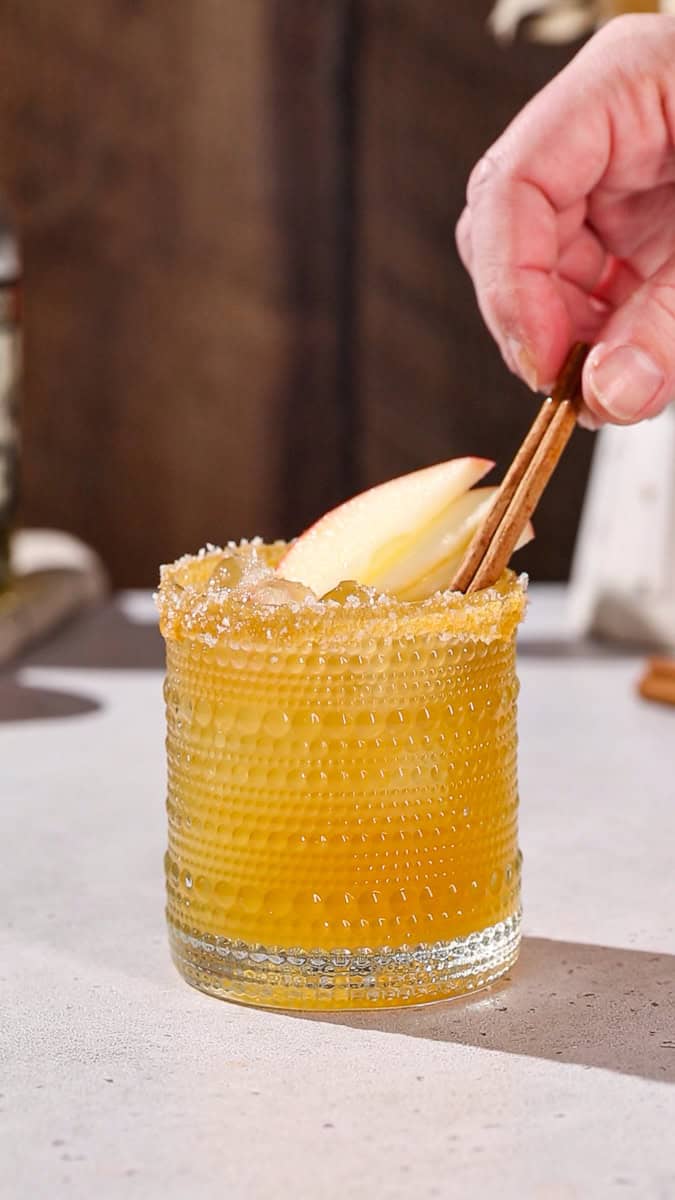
top-left (2, 587), bottom-right (674, 1199)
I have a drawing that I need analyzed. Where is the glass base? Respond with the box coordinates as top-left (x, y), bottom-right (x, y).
top-left (168, 910), bottom-right (521, 1011)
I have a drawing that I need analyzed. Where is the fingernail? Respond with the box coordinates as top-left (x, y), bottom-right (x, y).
top-left (588, 344), bottom-right (664, 421)
top-left (506, 337), bottom-right (539, 392)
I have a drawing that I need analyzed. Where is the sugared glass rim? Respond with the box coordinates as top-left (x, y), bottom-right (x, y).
top-left (156, 542), bottom-right (527, 648)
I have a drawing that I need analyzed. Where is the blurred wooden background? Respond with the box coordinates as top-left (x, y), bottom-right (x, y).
top-left (0, 0), bottom-right (593, 586)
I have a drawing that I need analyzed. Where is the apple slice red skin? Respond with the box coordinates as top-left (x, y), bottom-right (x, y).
top-left (277, 457), bottom-right (495, 597)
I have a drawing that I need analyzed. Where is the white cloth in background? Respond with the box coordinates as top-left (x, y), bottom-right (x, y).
top-left (569, 404), bottom-right (675, 648)
top-left (0, 529), bottom-right (108, 664)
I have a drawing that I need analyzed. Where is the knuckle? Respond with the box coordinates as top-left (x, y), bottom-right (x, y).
top-left (466, 151), bottom-right (503, 206)
top-left (588, 11), bottom-right (671, 62)
top-left (455, 209), bottom-right (471, 262)
top-left (593, 12), bottom-right (651, 43)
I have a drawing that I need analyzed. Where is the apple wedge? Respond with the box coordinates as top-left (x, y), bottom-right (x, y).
top-left (391, 488), bottom-right (533, 600)
top-left (277, 457), bottom-right (532, 599)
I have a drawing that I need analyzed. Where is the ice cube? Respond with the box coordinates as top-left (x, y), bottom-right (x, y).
top-left (321, 580), bottom-right (375, 605)
top-left (208, 553), bottom-right (246, 591)
top-left (253, 578), bottom-right (317, 608)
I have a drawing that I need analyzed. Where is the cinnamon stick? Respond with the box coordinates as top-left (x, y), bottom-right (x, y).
top-left (638, 658), bottom-right (675, 707)
top-left (451, 343), bottom-right (589, 593)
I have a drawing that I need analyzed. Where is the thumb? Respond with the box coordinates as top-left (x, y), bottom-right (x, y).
top-left (583, 254), bottom-right (675, 425)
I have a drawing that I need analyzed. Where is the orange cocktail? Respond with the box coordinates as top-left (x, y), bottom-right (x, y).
top-left (158, 542), bottom-right (526, 1010)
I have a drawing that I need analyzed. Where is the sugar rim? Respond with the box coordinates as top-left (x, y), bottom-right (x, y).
top-left (156, 541), bottom-right (528, 647)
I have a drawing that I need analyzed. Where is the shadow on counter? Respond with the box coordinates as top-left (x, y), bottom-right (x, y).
top-left (0, 676), bottom-right (101, 721)
top-left (299, 936), bottom-right (675, 1085)
top-left (20, 599), bottom-right (165, 671)
top-left (0, 595), bottom-right (162, 717)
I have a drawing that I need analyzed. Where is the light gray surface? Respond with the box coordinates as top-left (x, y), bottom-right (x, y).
top-left (2, 586), bottom-right (674, 1200)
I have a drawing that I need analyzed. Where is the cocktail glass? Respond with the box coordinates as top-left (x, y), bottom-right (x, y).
top-left (158, 545), bottom-right (526, 1010)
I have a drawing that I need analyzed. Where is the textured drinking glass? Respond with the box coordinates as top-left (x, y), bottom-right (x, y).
top-left (158, 548), bottom-right (526, 1010)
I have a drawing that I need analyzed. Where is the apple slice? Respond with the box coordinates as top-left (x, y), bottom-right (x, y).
top-left (392, 488), bottom-right (534, 600)
top-left (278, 457), bottom-right (493, 597)
top-left (278, 457), bottom-right (511, 598)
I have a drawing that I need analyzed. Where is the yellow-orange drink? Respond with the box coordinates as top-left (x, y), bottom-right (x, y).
top-left (158, 544), bottom-right (526, 1009)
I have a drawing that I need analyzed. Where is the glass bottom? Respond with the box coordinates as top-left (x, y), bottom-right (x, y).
top-left (168, 909), bottom-right (521, 1011)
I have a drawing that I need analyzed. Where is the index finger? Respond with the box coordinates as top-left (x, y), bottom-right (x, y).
top-left (465, 30), bottom-right (616, 386)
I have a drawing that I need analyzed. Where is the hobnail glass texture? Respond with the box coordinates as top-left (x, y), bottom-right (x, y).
top-left (161, 554), bottom-right (525, 1010)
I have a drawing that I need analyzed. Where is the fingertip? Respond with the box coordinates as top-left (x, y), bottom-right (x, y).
top-left (577, 406), bottom-right (603, 432)
top-left (505, 338), bottom-right (539, 392)
top-left (486, 269), bottom-right (574, 395)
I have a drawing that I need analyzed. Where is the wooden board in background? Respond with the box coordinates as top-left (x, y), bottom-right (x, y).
top-left (0, 1), bottom-right (595, 584)
top-left (0, 1), bottom-right (351, 585)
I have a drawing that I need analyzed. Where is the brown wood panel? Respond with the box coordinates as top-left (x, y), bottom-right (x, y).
top-left (355, 0), bottom-right (596, 579)
top-left (0, 1), bottom-right (351, 585)
top-left (0, 1), bottom-right (596, 586)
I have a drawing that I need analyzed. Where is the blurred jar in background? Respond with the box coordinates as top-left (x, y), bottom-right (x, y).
top-left (0, 221), bottom-right (20, 591)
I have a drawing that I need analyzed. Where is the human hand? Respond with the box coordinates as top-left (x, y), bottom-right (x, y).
top-left (457, 14), bottom-right (675, 427)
